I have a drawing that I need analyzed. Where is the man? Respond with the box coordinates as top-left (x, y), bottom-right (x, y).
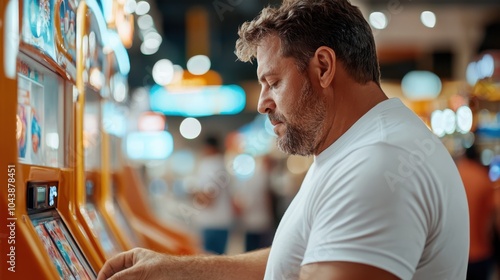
top-left (98, 0), bottom-right (469, 279)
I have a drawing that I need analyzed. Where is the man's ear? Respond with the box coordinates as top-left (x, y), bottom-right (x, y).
top-left (310, 46), bottom-right (336, 89)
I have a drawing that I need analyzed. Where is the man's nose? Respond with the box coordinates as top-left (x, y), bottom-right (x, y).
top-left (257, 87), bottom-right (275, 114)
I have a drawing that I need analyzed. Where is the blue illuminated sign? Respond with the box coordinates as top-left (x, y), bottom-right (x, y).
top-left (126, 131), bottom-right (174, 160)
top-left (150, 84), bottom-right (246, 117)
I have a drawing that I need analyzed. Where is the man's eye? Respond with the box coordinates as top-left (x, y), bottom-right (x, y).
top-left (269, 82), bottom-right (278, 89)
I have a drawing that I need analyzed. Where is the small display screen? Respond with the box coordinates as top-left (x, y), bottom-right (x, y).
top-left (49, 185), bottom-right (58, 207)
top-left (36, 186), bottom-right (46, 205)
top-left (27, 182), bottom-right (58, 212)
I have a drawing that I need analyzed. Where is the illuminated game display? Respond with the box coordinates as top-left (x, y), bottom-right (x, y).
top-left (16, 56), bottom-right (63, 167)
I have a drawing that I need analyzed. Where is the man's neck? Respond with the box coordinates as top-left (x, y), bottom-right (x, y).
top-left (314, 81), bottom-right (388, 155)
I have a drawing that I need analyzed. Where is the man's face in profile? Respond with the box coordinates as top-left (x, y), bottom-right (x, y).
top-left (256, 36), bottom-right (326, 156)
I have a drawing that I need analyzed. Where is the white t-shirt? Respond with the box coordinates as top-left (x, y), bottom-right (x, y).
top-left (264, 98), bottom-right (469, 280)
top-left (192, 154), bottom-right (234, 228)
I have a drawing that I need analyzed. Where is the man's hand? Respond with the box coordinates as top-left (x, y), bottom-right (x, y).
top-left (98, 247), bottom-right (270, 280)
top-left (97, 248), bottom-right (170, 280)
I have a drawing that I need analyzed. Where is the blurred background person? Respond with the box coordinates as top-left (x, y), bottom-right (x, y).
top-left (457, 144), bottom-right (496, 280)
top-left (233, 155), bottom-right (276, 252)
top-left (191, 135), bottom-right (235, 255)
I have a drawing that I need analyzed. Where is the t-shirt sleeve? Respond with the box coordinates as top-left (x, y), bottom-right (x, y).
top-left (302, 145), bottom-right (429, 280)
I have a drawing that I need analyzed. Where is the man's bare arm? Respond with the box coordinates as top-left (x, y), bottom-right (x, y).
top-left (97, 247), bottom-right (270, 280)
top-left (300, 261), bottom-right (400, 280)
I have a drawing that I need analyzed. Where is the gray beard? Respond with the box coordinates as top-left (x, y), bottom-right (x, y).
top-left (275, 79), bottom-right (326, 156)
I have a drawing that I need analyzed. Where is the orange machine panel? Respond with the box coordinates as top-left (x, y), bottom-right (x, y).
top-left (116, 165), bottom-right (200, 255)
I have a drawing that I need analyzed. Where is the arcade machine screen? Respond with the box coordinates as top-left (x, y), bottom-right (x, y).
top-left (29, 182), bottom-right (95, 279)
top-left (17, 54), bottom-right (66, 168)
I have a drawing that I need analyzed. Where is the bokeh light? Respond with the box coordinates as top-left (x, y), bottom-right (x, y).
top-left (179, 118), bottom-right (202, 139)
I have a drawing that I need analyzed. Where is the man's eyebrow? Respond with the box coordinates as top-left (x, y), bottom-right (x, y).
top-left (257, 68), bottom-right (278, 85)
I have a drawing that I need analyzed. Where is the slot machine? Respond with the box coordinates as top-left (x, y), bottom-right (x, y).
top-left (91, 0), bottom-right (142, 251)
top-left (100, 0), bottom-right (200, 255)
top-left (0, 0), bottom-right (100, 278)
top-left (104, 32), bottom-right (199, 254)
top-left (76, 0), bottom-right (124, 260)
top-left (100, 30), bottom-right (143, 250)
top-left (104, 108), bottom-right (143, 251)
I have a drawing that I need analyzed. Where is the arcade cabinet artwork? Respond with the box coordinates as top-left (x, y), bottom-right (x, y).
top-left (17, 62), bottom-right (45, 166)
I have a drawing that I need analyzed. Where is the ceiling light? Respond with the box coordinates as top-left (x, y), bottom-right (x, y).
top-left (421, 11), bottom-right (436, 28)
top-left (179, 118), bottom-right (202, 139)
top-left (479, 54), bottom-right (494, 79)
top-left (137, 14), bottom-right (153, 30)
top-left (140, 41), bottom-right (158, 55)
top-left (135, 1), bottom-right (150, 16)
top-left (187, 55), bottom-right (211, 75)
top-left (369, 12), bottom-right (388, 30)
top-left (456, 106), bottom-right (473, 134)
top-left (143, 32), bottom-right (162, 49)
top-left (152, 59), bottom-right (174, 86)
top-left (124, 0), bottom-right (137, 14)
top-left (466, 62), bottom-right (478, 86)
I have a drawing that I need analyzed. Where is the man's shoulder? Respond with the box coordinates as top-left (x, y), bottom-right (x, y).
top-left (315, 139), bottom-right (451, 197)
top-left (326, 142), bottom-right (416, 168)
